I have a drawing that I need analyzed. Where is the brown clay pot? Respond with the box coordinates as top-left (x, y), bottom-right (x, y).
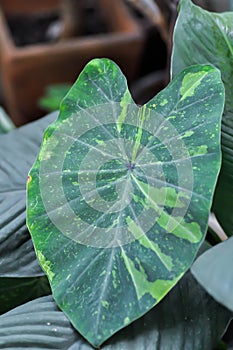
top-left (0, 0), bottom-right (144, 125)
top-left (0, 0), bottom-right (59, 15)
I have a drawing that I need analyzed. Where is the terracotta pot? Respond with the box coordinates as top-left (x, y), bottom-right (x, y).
top-left (0, 0), bottom-right (144, 125)
top-left (0, 0), bottom-right (59, 15)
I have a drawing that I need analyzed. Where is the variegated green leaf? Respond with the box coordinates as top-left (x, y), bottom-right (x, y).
top-left (171, 0), bottom-right (233, 236)
top-left (27, 59), bottom-right (224, 347)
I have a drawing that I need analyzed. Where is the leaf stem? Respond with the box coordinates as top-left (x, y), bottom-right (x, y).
top-left (208, 213), bottom-right (228, 242)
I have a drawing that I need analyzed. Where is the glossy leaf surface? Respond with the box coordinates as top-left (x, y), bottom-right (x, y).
top-left (27, 59), bottom-right (224, 347)
top-left (192, 237), bottom-right (233, 312)
top-left (172, 0), bottom-right (233, 236)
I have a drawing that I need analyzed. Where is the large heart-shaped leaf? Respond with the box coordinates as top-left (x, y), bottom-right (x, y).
top-left (27, 58), bottom-right (224, 347)
top-left (0, 264), bottom-right (231, 350)
top-left (192, 236), bottom-right (233, 312)
top-left (171, 0), bottom-right (233, 236)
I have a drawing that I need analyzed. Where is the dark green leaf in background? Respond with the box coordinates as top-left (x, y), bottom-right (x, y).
top-left (0, 265), bottom-right (231, 350)
top-left (192, 236), bottom-right (233, 312)
top-left (0, 296), bottom-right (79, 350)
top-left (0, 111), bottom-right (57, 276)
top-left (0, 111), bottom-right (57, 313)
top-left (0, 276), bottom-right (50, 315)
top-left (172, 0), bottom-right (233, 236)
top-left (27, 58), bottom-right (224, 347)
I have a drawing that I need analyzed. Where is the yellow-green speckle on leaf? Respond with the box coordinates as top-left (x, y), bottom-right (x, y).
top-left (180, 71), bottom-right (208, 101)
top-left (37, 251), bottom-right (55, 281)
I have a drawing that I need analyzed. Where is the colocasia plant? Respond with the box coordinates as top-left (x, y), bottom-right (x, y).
top-left (0, 1), bottom-right (232, 349)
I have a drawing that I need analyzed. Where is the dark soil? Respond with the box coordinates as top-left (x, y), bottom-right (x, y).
top-left (7, 5), bottom-right (108, 47)
top-left (7, 13), bottom-right (60, 47)
top-left (83, 5), bottom-right (108, 36)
